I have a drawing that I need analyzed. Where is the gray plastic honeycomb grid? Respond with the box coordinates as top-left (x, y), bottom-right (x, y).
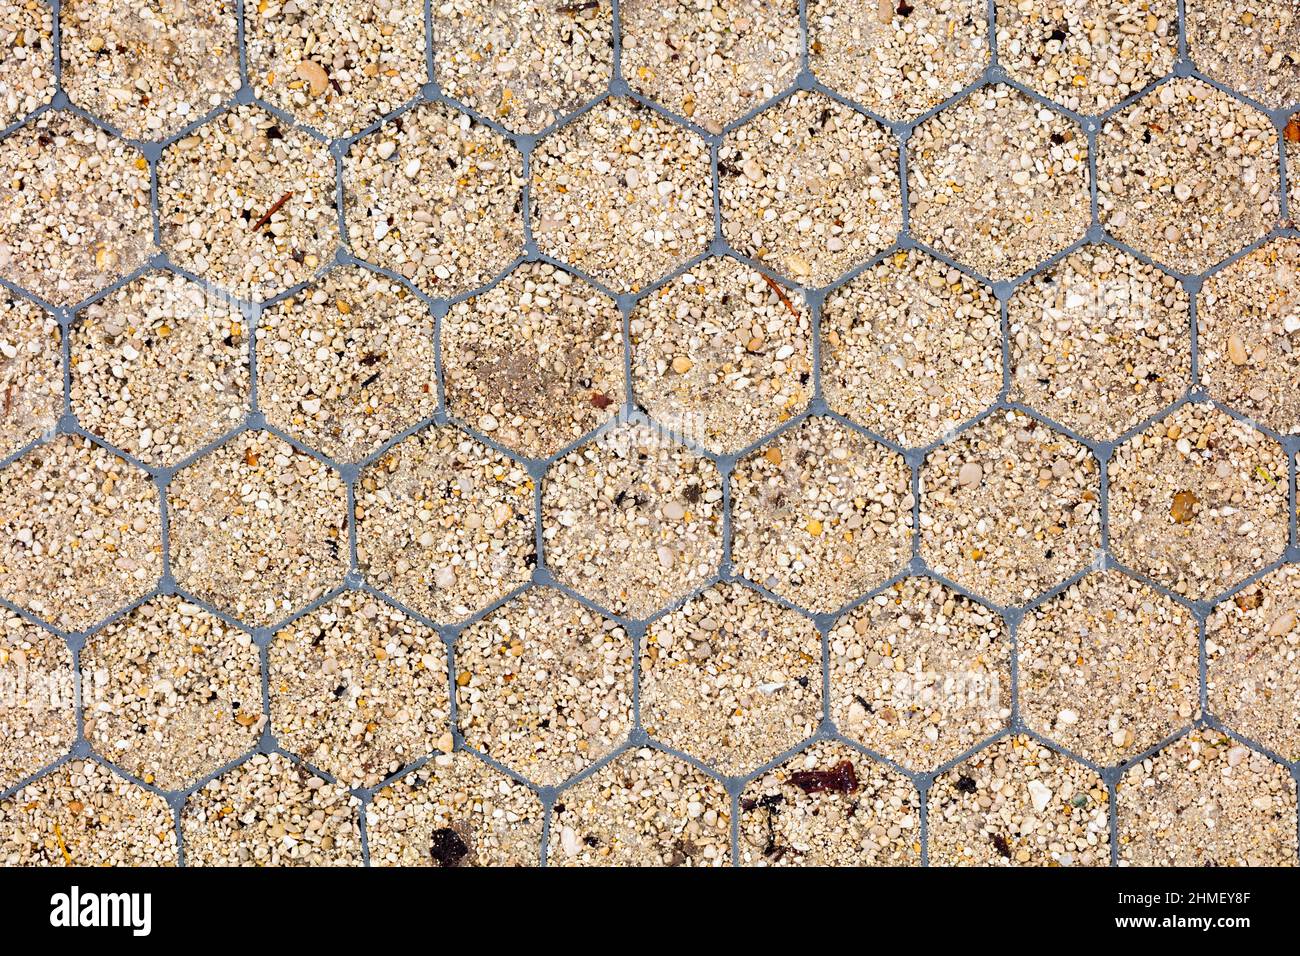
top-left (0, 0), bottom-right (1297, 867)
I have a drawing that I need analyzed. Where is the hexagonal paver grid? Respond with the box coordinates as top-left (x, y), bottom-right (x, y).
top-left (1018, 570), bottom-right (1198, 765)
top-left (247, 0), bottom-right (426, 138)
top-left (829, 577), bottom-right (1010, 771)
top-left (548, 747), bottom-right (730, 866)
top-left (256, 264), bottom-right (437, 462)
top-left (909, 85), bottom-right (1089, 282)
top-left (1108, 403), bottom-right (1288, 600)
top-left (996, 1), bottom-right (1177, 115)
top-left (82, 595), bottom-right (261, 792)
top-left (0, 0), bottom-right (53, 129)
top-left (0, 110), bottom-right (151, 305)
top-left (71, 271), bottom-right (249, 467)
top-left (1207, 565), bottom-right (1300, 761)
top-left (531, 96), bottom-right (713, 293)
top-left (542, 422), bottom-right (723, 619)
top-left (167, 430), bottom-right (348, 627)
top-left (821, 249), bottom-right (1001, 447)
top-left (1097, 78), bottom-right (1279, 275)
top-left (442, 261), bottom-right (623, 459)
top-left (732, 416), bottom-right (912, 614)
top-left (1198, 237), bottom-right (1300, 435)
top-left (630, 256), bottom-right (812, 455)
top-left (1118, 730), bottom-right (1298, 866)
top-left (719, 91), bottom-right (901, 287)
top-left (0, 434), bottom-right (160, 632)
top-left (270, 591), bottom-right (450, 789)
top-left (158, 105), bottom-right (337, 300)
top-left (0, 760), bottom-right (176, 866)
top-left (0, 610), bottom-right (75, 791)
top-left (808, 0), bottom-right (988, 124)
top-left (0, 293), bottom-right (61, 460)
top-left (641, 581), bottom-right (821, 777)
top-left (739, 740), bottom-right (919, 866)
top-left (355, 425), bottom-right (535, 624)
top-left (367, 751), bottom-right (544, 866)
top-left (181, 752), bottom-right (362, 866)
top-left (433, 0), bottom-right (612, 135)
top-left (456, 587), bottom-right (631, 786)
top-left (345, 101), bottom-right (524, 298)
top-left (621, 0), bottom-right (801, 131)
top-left (1186, 1), bottom-right (1300, 111)
top-left (920, 410), bottom-right (1100, 607)
top-left (928, 735), bottom-right (1110, 866)
top-left (1008, 245), bottom-right (1191, 442)
top-left (60, 0), bottom-right (240, 139)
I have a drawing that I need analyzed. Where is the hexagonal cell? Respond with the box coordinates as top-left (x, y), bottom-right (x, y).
top-left (60, 0), bottom-right (240, 139)
top-left (0, 0), bottom-right (53, 128)
top-left (738, 740), bottom-right (920, 866)
top-left (1097, 78), bottom-right (1279, 275)
top-left (1199, 238), bottom-right (1300, 435)
top-left (548, 747), bottom-right (730, 866)
top-left (808, 0), bottom-right (987, 123)
top-left (0, 293), bottom-right (60, 460)
top-left (822, 249), bottom-right (1001, 447)
top-left (182, 752), bottom-right (362, 866)
top-left (732, 416), bottom-right (912, 613)
top-left (0, 610), bottom-right (75, 791)
top-left (543, 422), bottom-right (723, 618)
top-left (1186, 1), bottom-right (1300, 111)
top-left (920, 410), bottom-right (1101, 606)
top-left (158, 105), bottom-right (336, 300)
top-left (434, 0), bottom-right (612, 135)
top-left (1018, 570), bottom-right (1198, 765)
top-left (71, 271), bottom-right (249, 467)
top-left (829, 577), bottom-right (1010, 771)
top-left (0, 110), bottom-right (151, 305)
top-left (443, 261), bottom-right (623, 459)
top-left (630, 257), bottom-right (813, 455)
top-left (531, 96), bottom-right (713, 293)
top-left (719, 91), bottom-right (901, 287)
top-left (621, 0), bottom-right (801, 130)
top-left (0, 760), bottom-right (176, 865)
top-left (456, 587), bottom-right (631, 786)
top-left (256, 265), bottom-right (437, 462)
top-left (1108, 403), bottom-right (1288, 600)
top-left (1118, 730), bottom-right (1298, 866)
top-left (641, 582), bottom-right (821, 776)
top-left (356, 425), bottom-right (535, 624)
top-left (928, 735), bottom-right (1110, 866)
top-left (345, 103), bottom-right (523, 299)
top-left (1207, 565), bottom-right (1300, 761)
top-left (909, 86), bottom-right (1089, 281)
top-left (82, 595), bottom-right (261, 792)
top-left (996, 1), bottom-right (1177, 115)
top-left (247, 0), bottom-right (426, 138)
top-left (0, 434), bottom-right (160, 632)
top-left (367, 751), bottom-right (544, 866)
top-left (1009, 245), bottom-right (1190, 442)
top-left (270, 591), bottom-right (450, 789)
top-left (167, 430), bottom-right (347, 627)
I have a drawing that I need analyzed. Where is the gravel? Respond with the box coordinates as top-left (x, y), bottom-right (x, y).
top-left (456, 586), bottom-right (631, 786)
top-left (642, 581), bottom-right (822, 776)
top-left (631, 256), bottom-right (812, 454)
top-left (1097, 77), bottom-right (1279, 276)
top-left (719, 90), bottom-right (901, 287)
top-left (910, 85), bottom-right (1090, 281)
